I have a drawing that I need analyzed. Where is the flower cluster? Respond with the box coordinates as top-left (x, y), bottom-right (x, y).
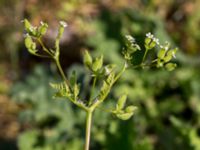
top-left (146, 32), bottom-right (160, 45)
top-left (145, 32), bottom-right (160, 49)
top-left (157, 41), bottom-right (178, 71)
top-left (123, 35), bottom-right (141, 61)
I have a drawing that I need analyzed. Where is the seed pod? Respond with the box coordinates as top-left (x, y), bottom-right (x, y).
top-left (145, 37), bottom-right (151, 46)
top-left (157, 49), bottom-right (166, 59)
top-left (57, 21), bottom-right (67, 39)
top-left (25, 35), bottom-right (32, 48)
top-left (164, 54), bottom-right (172, 63)
top-left (38, 22), bottom-right (48, 36)
top-left (167, 48), bottom-right (178, 58)
top-left (83, 50), bottom-right (92, 68)
top-left (92, 55), bottom-right (103, 72)
top-left (145, 37), bottom-right (156, 49)
top-left (31, 42), bottom-right (36, 49)
top-left (165, 63), bottom-right (177, 71)
top-left (116, 112), bottom-right (133, 120)
top-left (116, 94), bottom-right (127, 110)
top-left (24, 19), bottom-right (32, 31)
top-left (125, 106), bottom-right (137, 113)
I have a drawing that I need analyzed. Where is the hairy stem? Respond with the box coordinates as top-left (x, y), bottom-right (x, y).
top-left (85, 110), bottom-right (93, 150)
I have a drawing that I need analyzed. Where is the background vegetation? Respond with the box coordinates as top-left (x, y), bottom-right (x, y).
top-left (0, 0), bottom-right (200, 150)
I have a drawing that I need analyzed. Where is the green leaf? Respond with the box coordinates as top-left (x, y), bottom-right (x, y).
top-left (49, 82), bottom-right (71, 98)
top-left (106, 71), bottom-right (115, 85)
top-left (123, 35), bottom-right (141, 61)
top-left (73, 83), bottom-right (80, 99)
top-left (98, 81), bottom-right (110, 100)
top-left (100, 81), bottom-right (109, 94)
top-left (116, 94), bottom-right (127, 110)
top-left (125, 35), bottom-right (141, 52)
top-left (70, 71), bottom-right (77, 86)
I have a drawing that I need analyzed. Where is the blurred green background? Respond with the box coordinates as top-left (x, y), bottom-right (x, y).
top-left (0, 0), bottom-right (200, 150)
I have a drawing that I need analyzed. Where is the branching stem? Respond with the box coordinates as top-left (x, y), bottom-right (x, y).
top-left (85, 110), bottom-right (93, 150)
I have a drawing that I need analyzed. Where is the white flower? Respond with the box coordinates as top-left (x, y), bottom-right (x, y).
top-left (164, 46), bottom-right (169, 51)
top-left (153, 37), bottom-right (159, 45)
top-left (146, 32), bottom-right (154, 39)
top-left (60, 21), bottom-right (68, 27)
top-left (40, 21), bottom-right (44, 25)
top-left (125, 35), bottom-right (135, 43)
top-left (172, 51), bottom-right (176, 58)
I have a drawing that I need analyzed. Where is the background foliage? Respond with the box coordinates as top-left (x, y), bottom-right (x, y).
top-left (0, 0), bottom-right (200, 150)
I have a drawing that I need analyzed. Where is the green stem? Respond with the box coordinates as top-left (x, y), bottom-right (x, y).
top-left (38, 38), bottom-right (54, 57)
top-left (55, 58), bottom-right (70, 87)
top-left (89, 77), bottom-right (97, 105)
top-left (85, 110), bottom-right (93, 150)
top-left (142, 48), bottom-right (149, 63)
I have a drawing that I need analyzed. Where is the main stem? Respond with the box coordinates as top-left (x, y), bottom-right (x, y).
top-left (85, 110), bottom-right (93, 150)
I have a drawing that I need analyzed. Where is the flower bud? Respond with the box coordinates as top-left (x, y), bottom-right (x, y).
top-left (57, 21), bottom-right (68, 39)
top-left (92, 55), bottom-right (103, 72)
top-left (165, 63), bottom-right (177, 71)
top-left (116, 94), bottom-right (127, 110)
top-left (83, 50), bottom-right (92, 68)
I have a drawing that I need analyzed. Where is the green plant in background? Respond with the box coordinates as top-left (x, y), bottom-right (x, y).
top-left (22, 19), bottom-right (177, 150)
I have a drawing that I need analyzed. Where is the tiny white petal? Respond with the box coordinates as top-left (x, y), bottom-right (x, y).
top-left (60, 21), bottom-right (68, 27)
top-left (164, 46), bottom-right (169, 51)
top-left (172, 52), bottom-right (176, 58)
top-left (40, 21), bottom-right (44, 25)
